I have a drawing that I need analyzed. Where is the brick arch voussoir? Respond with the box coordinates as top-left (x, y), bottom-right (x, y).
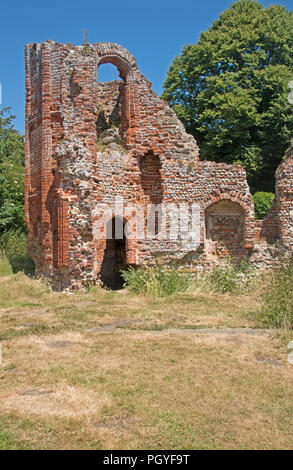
top-left (202, 193), bottom-right (250, 216)
top-left (96, 43), bottom-right (137, 80)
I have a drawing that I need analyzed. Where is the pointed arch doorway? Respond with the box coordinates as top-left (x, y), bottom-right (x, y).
top-left (100, 216), bottom-right (127, 289)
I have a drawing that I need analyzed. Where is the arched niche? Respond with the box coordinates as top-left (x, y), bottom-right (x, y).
top-left (205, 199), bottom-right (245, 258)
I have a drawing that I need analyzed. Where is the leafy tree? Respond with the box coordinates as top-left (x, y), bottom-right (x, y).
top-left (162, 0), bottom-right (293, 192)
top-left (0, 106), bottom-right (26, 233)
top-left (252, 191), bottom-right (275, 219)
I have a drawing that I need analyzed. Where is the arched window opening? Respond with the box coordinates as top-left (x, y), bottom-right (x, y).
top-left (205, 199), bottom-right (245, 259)
top-left (97, 63), bottom-right (126, 151)
top-left (97, 63), bottom-right (122, 83)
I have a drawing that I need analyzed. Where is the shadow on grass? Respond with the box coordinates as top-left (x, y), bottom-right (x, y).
top-left (10, 256), bottom-right (35, 275)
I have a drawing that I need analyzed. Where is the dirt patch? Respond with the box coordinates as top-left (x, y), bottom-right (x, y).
top-left (47, 341), bottom-right (78, 349)
top-left (256, 356), bottom-right (284, 368)
top-left (166, 327), bottom-right (271, 336)
top-left (2, 382), bottom-right (112, 418)
top-left (18, 389), bottom-right (54, 396)
top-left (89, 318), bottom-right (144, 332)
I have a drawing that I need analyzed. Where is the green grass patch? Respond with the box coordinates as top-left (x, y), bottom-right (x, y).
top-left (0, 417), bottom-right (27, 450)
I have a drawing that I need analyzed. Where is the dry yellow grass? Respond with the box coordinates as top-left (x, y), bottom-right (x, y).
top-left (0, 273), bottom-right (292, 449)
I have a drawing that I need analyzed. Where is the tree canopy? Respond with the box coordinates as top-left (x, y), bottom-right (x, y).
top-left (0, 106), bottom-right (26, 233)
top-left (162, 0), bottom-right (293, 192)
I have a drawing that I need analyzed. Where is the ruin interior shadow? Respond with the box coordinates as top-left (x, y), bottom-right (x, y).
top-left (100, 216), bottom-right (127, 290)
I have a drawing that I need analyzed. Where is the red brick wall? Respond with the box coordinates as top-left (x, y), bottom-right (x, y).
top-left (275, 149), bottom-right (293, 248)
top-left (25, 41), bottom-right (293, 289)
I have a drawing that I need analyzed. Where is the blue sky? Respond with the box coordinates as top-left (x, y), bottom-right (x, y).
top-left (0, 0), bottom-right (292, 134)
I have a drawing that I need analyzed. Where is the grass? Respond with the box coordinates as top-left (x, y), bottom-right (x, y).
top-left (0, 421), bottom-right (18, 450)
top-left (0, 252), bottom-right (13, 277)
top-left (96, 138), bottom-right (105, 152)
top-left (0, 229), bottom-right (34, 276)
top-left (0, 272), bottom-right (292, 449)
top-left (0, 272), bottom-right (259, 341)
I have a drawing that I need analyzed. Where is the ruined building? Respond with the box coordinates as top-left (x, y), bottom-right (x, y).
top-left (25, 41), bottom-right (293, 289)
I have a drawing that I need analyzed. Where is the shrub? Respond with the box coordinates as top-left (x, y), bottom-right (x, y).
top-left (0, 107), bottom-right (26, 234)
top-left (0, 229), bottom-right (34, 274)
top-left (206, 260), bottom-right (256, 294)
top-left (253, 192), bottom-right (275, 220)
top-left (121, 264), bottom-right (191, 297)
top-left (260, 260), bottom-right (293, 329)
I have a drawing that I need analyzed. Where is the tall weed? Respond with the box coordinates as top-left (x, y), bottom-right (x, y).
top-left (205, 260), bottom-right (256, 294)
top-left (260, 260), bottom-right (293, 329)
top-left (121, 264), bottom-right (190, 297)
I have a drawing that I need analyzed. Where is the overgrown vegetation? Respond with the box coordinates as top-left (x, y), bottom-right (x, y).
top-left (253, 192), bottom-right (275, 219)
top-left (260, 259), bottom-right (293, 329)
top-left (0, 107), bottom-right (25, 233)
top-left (162, 0), bottom-right (293, 192)
top-left (0, 229), bottom-right (34, 275)
top-left (122, 260), bottom-right (256, 297)
top-left (0, 107), bottom-right (34, 276)
top-left (96, 138), bottom-right (105, 152)
top-left (121, 258), bottom-right (293, 333)
top-left (121, 264), bottom-right (190, 297)
top-left (204, 260), bottom-right (256, 294)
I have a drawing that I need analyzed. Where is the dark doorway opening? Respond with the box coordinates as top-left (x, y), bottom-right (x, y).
top-left (100, 216), bottom-right (127, 289)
